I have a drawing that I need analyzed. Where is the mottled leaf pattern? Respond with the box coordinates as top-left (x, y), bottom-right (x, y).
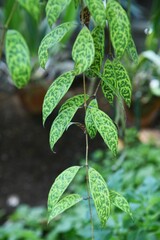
top-left (38, 22), bottom-right (77, 68)
top-left (89, 167), bottom-right (110, 227)
top-left (48, 166), bottom-right (81, 214)
top-left (113, 60), bottom-right (132, 106)
top-left (72, 27), bottom-right (95, 75)
top-left (86, 0), bottom-right (106, 27)
top-left (106, 0), bottom-right (130, 59)
top-left (110, 190), bottom-right (133, 219)
top-left (85, 99), bottom-right (98, 139)
top-left (86, 26), bottom-right (105, 77)
top-left (5, 30), bottom-right (31, 89)
top-left (42, 71), bottom-right (75, 125)
top-left (127, 36), bottom-right (139, 64)
top-left (46, 0), bottom-right (72, 27)
top-left (18, 0), bottom-right (40, 21)
top-left (59, 94), bottom-right (89, 113)
top-left (48, 194), bottom-right (82, 223)
top-left (91, 108), bottom-right (118, 156)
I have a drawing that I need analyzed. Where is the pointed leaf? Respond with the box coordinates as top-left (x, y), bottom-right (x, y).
top-left (72, 26), bottom-right (95, 75)
top-left (110, 190), bottom-right (133, 219)
top-left (5, 30), bottom-right (31, 89)
top-left (106, 0), bottom-right (130, 58)
top-left (85, 99), bottom-right (98, 139)
top-left (48, 194), bottom-right (82, 223)
top-left (91, 108), bottom-right (118, 156)
top-left (89, 167), bottom-right (110, 227)
top-left (86, 0), bottom-right (106, 27)
top-left (46, 0), bottom-right (72, 27)
top-left (127, 36), bottom-right (139, 64)
top-left (18, 0), bottom-right (40, 21)
top-left (113, 60), bottom-right (132, 106)
top-left (38, 22), bottom-right (77, 68)
top-left (48, 166), bottom-right (81, 214)
top-left (42, 71), bottom-right (75, 125)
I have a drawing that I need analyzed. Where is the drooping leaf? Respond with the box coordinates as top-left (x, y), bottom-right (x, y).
top-left (46, 0), bottom-right (72, 27)
top-left (48, 194), bottom-right (83, 223)
top-left (86, 26), bottom-right (105, 77)
top-left (18, 0), bottom-right (40, 21)
top-left (91, 108), bottom-right (118, 156)
top-left (48, 166), bottom-right (81, 214)
top-left (38, 22), bottom-right (77, 68)
top-left (86, 0), bottom-right (106, 27)
top-left (110, 190), bottom-right (133, 219)
top-left (72, 26), bottom-right (95, 75)
top-left (113, 60), bottom-right (132, 106)
top-left (5, 30), bottom-right (31, 89)
top-left (106, 0), bottom-right (130, 59)
top-left (59, 94), bottom-right (89, 113)
top-left (42, 71), bottom-right (75, 125)
top-left (85, 99), bottom-right (98, 139)
top-left (89, 167), bottom-right (110, 227)
top-left (127, 36), bottom-right (139, 64)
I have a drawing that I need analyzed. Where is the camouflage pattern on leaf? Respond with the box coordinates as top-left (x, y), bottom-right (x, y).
top-left (46, 0), bottom-right (72, 27)
top-left (89, 167), bottom-right (110, 227)
top-left (42, 71), bottom-right (75, 125)
top-left (72, 26), bottom-right (95, 75)
top-left (91, 108), bottom-right (118, 156)
top-left (85, 99), bottom-right (98, 139)
top-left (38, 22), bottom-right (77, 68)
top-left (113, 60), bottom-right (132, 106)
top-left (127, 37), bottom-right (139, 64)
top-left (5, 30), bottom-right (31, 89)
top-left (48, 166), bottom-right (81, 214)
top-left (48, 194), bottom-right (82, 223)
top-left (106, 0), bottom-right (130, 59)
top-left (86, 0), bottom-right (106, 27)
top-left (110, 190), bottom-right (133, 219)
top-left (18, 0), bottom-right (40, 21)
top-left (59, 94), bottom-right (89, 113)
top-left (86, 26), bottom-right (105, 77)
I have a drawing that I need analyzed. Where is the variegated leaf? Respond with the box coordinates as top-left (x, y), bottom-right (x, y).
top-left (106, 0), bottom-right (130, 59)
top-left (48, 166), bottom-right (81, 214)
top-left (85, 99), bottom-right (98, 139)
top-left (127, 36), bottom-right (139, 64)
top-left (110, 190), bottom-right (133, 219)
top-left (46, 0), bottom-right (72, 27)
top-left (38, 22), bottom-right (77, 68)
top-left (86, 0), bottom-right (106, 27)
top-left (48, 194), bottom-right (83, 223)
top-left (91, 108), bottom-right (118, 156)
top-left (72, 26), bottom-right (95, 75)
top-left (86, 26), bottom-right (105, 77)
top-left (18, 0), bottom-right (40, 21)
top-left (113, 60), bottom-right (132, 106)
top-left (89, 167), bottom-right (110, 228)
top-left (5, 30), bottom-right (31, 89)
top-left (42, 71), bottom-right (75, 125)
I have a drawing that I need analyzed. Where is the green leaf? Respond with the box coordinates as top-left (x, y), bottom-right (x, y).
top-left (48, 166), bottom-right (81, 214)
top-left (89, 167), bottom-right (110, 227)
top-left (110, 190), bottom-right (133, 219)
top-left (72, 26), bottom-right (95, 75)
top-left (38, 22), bottom-right (77, 69)
top-left (42, 71), bottom-right (75, 125)
top-left (127, 36), bottom-right (139, 64)
top-left (5, 30), bottom-right (31, 89)
top-left (85, 99), bottom-right (98, 139)
top-left (46, 0), bottom-right (72, 27)
top-left (113, 60), bottom-right (132, 106)
top-left (86, 26), bottom-right (105, 77)
top-left (91, 108), bottom-right (118, 156)
top-left (59, 94), bottom-right (89, 113)
top-left (48, 194), bottom-right (82, 223)
top-left (18, 0), bottom-right (40, 21)
top-left (74, 0), bottom-right (79, 8)
top-left (106, 0), bottom-right (130, 58)
top-left (86, 0), bottom-right (106, 27)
